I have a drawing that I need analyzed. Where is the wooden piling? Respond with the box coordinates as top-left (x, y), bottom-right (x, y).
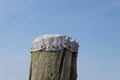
top-left (29, 34), bottom-right (79, 80)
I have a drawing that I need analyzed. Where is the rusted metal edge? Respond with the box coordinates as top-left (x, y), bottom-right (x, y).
top-left (31, 34), bottom-right (79, 52)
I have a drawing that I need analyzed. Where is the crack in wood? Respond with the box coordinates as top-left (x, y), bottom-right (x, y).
top-left (58, 48), bottom-right (67, 80)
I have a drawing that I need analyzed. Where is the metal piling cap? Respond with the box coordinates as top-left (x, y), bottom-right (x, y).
top-left (31, 34), bottom-right (79, 52)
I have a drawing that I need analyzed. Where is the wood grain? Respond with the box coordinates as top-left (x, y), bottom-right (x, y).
top-left (29, 50), bottom-right (77, 80)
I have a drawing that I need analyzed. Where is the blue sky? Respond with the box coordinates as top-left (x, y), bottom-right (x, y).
top-left (0, 0), bottom-right (120, 80)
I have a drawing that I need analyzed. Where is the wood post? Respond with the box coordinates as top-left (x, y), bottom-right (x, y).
top-left (29, 34), bottom-right (79, 80)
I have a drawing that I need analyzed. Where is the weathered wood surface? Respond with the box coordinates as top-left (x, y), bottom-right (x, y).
top-left (29, 49), bottom-right (77, 80)
top-left (70, 52), bottom-right (77, 80)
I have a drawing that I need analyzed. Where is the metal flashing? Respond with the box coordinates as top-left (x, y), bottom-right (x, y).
top-left (31, 34), bottom-right (79, 52)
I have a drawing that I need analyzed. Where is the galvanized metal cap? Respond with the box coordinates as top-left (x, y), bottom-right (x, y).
top-left (31, 34), bottom-right (79, 52)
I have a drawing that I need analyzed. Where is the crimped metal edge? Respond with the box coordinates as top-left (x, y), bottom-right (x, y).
top-left (31, 34), bottom-right (79, 52)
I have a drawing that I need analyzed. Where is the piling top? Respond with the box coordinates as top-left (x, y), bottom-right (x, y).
top-left (31, 34), bottom-right (79, 52)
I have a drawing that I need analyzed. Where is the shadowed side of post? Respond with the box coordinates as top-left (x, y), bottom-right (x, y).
top-left (29, 34), bottom-right (79, 80)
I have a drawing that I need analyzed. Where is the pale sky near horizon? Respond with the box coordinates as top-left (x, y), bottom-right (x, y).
top-left (0, 0), bottom-right (120, 80)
